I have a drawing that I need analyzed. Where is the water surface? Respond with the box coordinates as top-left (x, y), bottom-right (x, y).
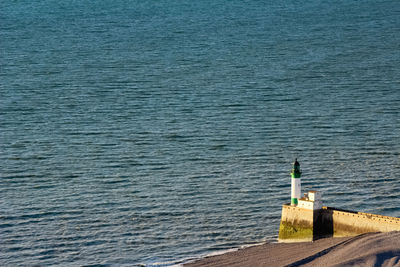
top-left (1, 0), bottom-right (400, 265)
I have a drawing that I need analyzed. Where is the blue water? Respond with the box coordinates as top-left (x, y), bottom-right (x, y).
top-left (1, 0), bottom-right (400, 265)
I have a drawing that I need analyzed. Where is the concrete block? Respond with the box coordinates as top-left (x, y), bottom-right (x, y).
top-left (278, 205), bottom-right (400, 242)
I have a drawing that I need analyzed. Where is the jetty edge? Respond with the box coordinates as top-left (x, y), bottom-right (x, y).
top-left (279, 159), bottom-right (400, 242)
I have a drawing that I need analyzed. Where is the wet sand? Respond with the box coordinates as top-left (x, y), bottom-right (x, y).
top-left (185, 232), bottom-right (400, 267)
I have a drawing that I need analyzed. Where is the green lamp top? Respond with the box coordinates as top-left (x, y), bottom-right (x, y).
top-left (291, 158), bottom-right (302, 178)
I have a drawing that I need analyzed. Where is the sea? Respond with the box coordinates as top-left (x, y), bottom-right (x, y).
top-left (1, 0), bottom-right (400, 266)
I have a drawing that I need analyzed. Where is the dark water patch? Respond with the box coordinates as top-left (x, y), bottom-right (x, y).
top-left (100, 178), bottom-right (129, 185)
top-left (36, 249), bottom-right (57, 257)
top-left (0, 173), bottom-right (38, 181)
top-left (209, 144), bottom-right (226, 150)
top-left (2, 211), bottom-right (66, 221)
top-left (0, 223), bottom-right (14, 229)
top-left (165, 133), bottom-right (191, 142)
top-left (3, 246), bottom-right (31, 253)
top-left (81, 264), bottom-right (109, 267)
top-left (32, 183), bottom-right (56, 190)
top-left (82, 239), bottom-right (108, 247)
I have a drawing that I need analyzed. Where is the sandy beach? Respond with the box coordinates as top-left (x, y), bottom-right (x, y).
top-left (185, 232), bottom-right (400, 267)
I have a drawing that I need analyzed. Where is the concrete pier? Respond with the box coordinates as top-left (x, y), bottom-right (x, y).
top-left (278, 204), bottom-right (400, 242)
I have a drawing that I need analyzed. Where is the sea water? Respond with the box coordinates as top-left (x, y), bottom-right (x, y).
top-left (1, 0), bottom-right (400, 265)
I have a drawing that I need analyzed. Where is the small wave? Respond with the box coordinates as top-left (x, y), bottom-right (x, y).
top-left (209, 144), bottom-right (226, 150)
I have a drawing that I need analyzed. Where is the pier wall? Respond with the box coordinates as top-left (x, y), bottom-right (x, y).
top-left (321, 207), bottom-right (400, 237)
top-left (278, 204), bottom-right (400, 242)
top-left (278, 205), bottom-right (315, 242)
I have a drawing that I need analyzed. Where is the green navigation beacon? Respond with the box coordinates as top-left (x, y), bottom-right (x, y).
top-left (291, 158), bottom-right (302, 206)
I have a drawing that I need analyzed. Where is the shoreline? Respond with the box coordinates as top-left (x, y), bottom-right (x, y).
top-left (184, 232), bottom-right (400, 267)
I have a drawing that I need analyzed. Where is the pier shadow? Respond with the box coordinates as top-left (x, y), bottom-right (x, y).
top-left (313, 207), bottom-right (358, 240)
top-left (313, 209), bottom-right (334, 240)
